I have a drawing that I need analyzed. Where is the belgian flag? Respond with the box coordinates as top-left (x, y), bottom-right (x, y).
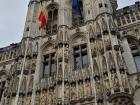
top-left (38, 2), bottom-right (47, 29)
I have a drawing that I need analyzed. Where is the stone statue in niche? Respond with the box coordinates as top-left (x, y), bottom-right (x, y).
top-left (98, 40), bottom-right (103, 52)
top-left (116, 53), bottom-right (124, 69)
top-left (33, 42), bottom-right (38, 54)
top-left (108, 53), bottom-right (115, 70)
top-left (31, 62), bottom-right (36, 73)
top-left (102, 57), bottom-right (107, 72)
top-left (4, 80), bottom-right (10, 97)
top-left (104, 36), bottom-right (111, 47)
top-left (27, 43), bottom-right (32, 56)
top-left (64, 83), bottom-right (70, 99)
top-left (58, 64), bottom-right (62, 80)
top-left (10, 65), bottom-right (15, 75)
top-left (25, 59), bottom-right (30, 70)
top-left (93, 61), bottom-right (99, 76)
top-left (78, 82), bottom-right (84, 98)
top-left (120, 70), bottom-right (127, 88)
top-left (111, 70), bottom-right (119, 88)
top-left (95, 80), bottom-right (102, 98)
top-left (70, 84), bottom-right (77, 100)
top-left (17, 61), bottom-right (22, 70)
top-left (103, 73), bottom-right (110, 93)
top-left (85, 80), bottom-right (91, 97)
top-left (58, 48), bottom-right (63, 58)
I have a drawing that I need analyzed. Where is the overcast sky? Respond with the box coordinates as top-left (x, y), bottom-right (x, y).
top-left (0, 0), bottom-right (139, 48)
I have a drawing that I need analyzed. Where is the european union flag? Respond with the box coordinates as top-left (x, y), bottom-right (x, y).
top-left (72, 0), bottom-right (82, 16)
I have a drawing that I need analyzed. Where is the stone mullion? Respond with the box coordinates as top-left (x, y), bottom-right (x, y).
top-left (55, 48), bottom-right (59, 102)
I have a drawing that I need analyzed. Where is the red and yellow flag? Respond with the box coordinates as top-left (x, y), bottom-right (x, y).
top-left (38, 4), bottom-right (47, 29)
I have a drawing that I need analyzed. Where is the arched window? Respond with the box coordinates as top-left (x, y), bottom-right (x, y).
top-left (127, 38), bottom-right (140, 72)
top-left (72, 0), bottom-right (84, 27)
top-left (43, 53), bottom-right (57, 78)
top-left (46, 4), bottom-right (58, 35)
top-left (73, 44), bottom-right (89, 70)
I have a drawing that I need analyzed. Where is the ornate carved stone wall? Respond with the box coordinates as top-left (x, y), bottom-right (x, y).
top-left (0, 0), bottom-right (140, 105)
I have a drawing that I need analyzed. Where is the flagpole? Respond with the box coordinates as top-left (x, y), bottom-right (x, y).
top-left (14, 35), bottom-right (30, 105)
top-left (14, 1), bottom-right (35, 105)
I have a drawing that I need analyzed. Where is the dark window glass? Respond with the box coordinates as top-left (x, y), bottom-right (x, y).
top-left (74, 55), bottom-right (80, 69)
top-left (26, 27), bottom-right (29, 31)
top-left (82, 53), bottom-right (88, 66)
top-left (73, 44), bottom-right (89, 70)
top-left (50, 62), bottom-right (56, 76)
top-left (105, 4), bottom-right (108, 8)
top-left (43, 63), bottom-right (49, 78)
top-left (134, 56), bottom-right (140, 72)
top-left (99, 3), bottom-right (103, 8)
top-left (43, 53), bottom-right (56, 78)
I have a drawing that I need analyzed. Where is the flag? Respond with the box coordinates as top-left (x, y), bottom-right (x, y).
top-left (38, 3), bottom-right (47, 29)
top-left (71, 0), bottom-right (82, 16)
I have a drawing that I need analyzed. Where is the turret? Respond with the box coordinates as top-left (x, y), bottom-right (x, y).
top-left (23, 0), bottom-right (40, 38)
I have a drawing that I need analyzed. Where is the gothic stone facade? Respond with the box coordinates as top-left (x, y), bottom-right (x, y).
top-left (0, 0), bottom-right (140, 105)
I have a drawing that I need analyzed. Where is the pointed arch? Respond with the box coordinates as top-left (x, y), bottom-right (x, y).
top-left (27, 42), bottom-right (32, 56)
top-left (70, 32), bottom-right (87, 45)
top-left (108, 52), bottom-right (115, 70)
top-left (41, 40), bottom-right (56, 54)
top-left (33, 41), bottom-right (38, 54)
top-left (12, 77), bottom-right (19, 94)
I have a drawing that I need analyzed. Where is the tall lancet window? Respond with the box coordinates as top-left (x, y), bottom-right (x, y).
top-left (127, 38), bottom-right (140, 72)
top-left (46, 3), bottom-right (58, 35)
top-left (73, 44), bottom-right (89, 70)
top-left (43, 53), bottom-right (57, 78)
top-left (72, 0), bottom-right (84, 27)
